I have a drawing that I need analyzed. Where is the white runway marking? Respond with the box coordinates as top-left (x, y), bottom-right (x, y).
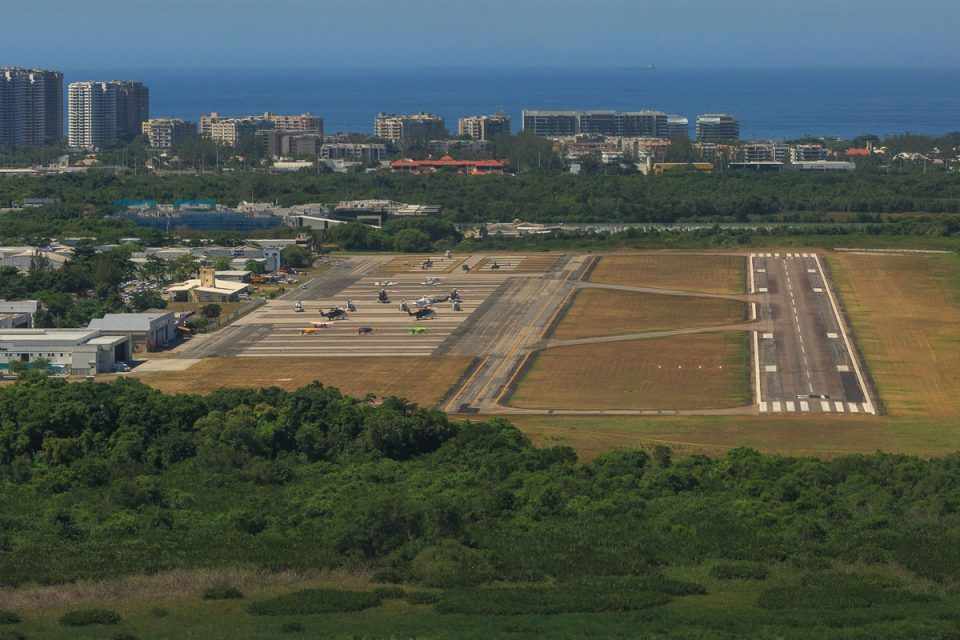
top-left (765, 365), bottom-right (778, 372)
top-left (762, 332), bottom-right (773, 339)
top-left (785, 401), bottom-right (796, 412)
top-left (800, 401), bottom-right (810, 412)
top-left (821, 400), bottom-right (832, 412)
top-left (759, 401), bottom-right (768, 413)
top-left (834, 401), bottom-right (845, 412)
top-left (863, 403), bottom-right (876, 414)
top-left (848, 403), bottom-right (860, 413)
top-left (813, 287), bottom-right (823, 293)
top-left (836, 365), bottom-right (850, 372)
top-left (827, 332), bottom-right (839, 339)
top-left (772, 401), bottom-right (782, 412)
top-left (757, 287), bottom-right (768, 293)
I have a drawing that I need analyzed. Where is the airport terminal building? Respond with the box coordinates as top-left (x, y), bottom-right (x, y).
top-left (0, 329), bottom-right (132, 376)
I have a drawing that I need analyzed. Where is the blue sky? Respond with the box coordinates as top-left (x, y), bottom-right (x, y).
top-left (7, 0), bottom-right (959, 69)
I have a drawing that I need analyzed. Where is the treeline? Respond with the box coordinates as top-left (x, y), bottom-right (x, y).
top-left (2, 376), bottom-right (960, 601)
top-left (3, 171), bottom-right (960, 228)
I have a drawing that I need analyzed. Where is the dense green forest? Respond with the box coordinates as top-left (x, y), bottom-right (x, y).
top-left (3, 170), bottom-right (960, 226)
top-left (3, 377), bottom-right (960, 637)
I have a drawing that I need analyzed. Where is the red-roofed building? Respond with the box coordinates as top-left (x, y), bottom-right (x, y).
top-left (389, 155), bottom-right (508, 175)
top-left (845, 147), bottom-right (870, 158)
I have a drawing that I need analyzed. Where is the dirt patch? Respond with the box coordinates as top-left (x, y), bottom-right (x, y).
top-left (590, 254), bottom-right (746, 295)
top-left (134, 356), bottom-right (472, 407)
top-left (509, 332), bottom-right (750, 411)
top-left (551, 289), bottom-right (748, 340)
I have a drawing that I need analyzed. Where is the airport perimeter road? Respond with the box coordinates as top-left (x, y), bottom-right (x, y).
top-left (751, 252), bottom-right (875, 415)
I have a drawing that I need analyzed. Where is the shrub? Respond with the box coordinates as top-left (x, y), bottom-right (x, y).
top-left (149, 608), bottom-right (169, 618)
top-left (0, 611), bottom-right (20, 625)
top-left (0, 631), bottom-right (26, 640)
top-left (758, 573), bottom-right (938, 611)
top-left (280, 622), bottom-right (305, 633)
top-left (202, 584), bottom-right (244, 600)
top-left (248, 589), bottom-right (382, 615)
top-left (710, 562), bottom-right (769, 581)
top-left (59, 608), bottom-right (122, 626)
top-left (373, 587), bottom-right (407, 599)
top-left (570, 575), bottom-right (707, 596)
top-left (436, 588), bottom-right (670, 615)
top-left (111, 634), bottom-right (139, 640)
top-left (410, 540), bottom-right (495, 588)
top-left (405, 591), bottom-right (440, 605)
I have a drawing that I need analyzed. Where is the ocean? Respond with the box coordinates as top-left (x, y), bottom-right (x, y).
top-left (63, 67), bottom-right (960, 140)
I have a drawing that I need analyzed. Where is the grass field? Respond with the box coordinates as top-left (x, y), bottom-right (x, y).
top-left (509, 332), bottom-right (750, 411)
top-left (503, 250), bottom-right (960, 459)
top-left (829, 251), bottom-right (960, 418)
top-left (589, 253), bottom-right (746, 294)
top-left (551, 289), bottom-right (748, 340)
top-left (133, 356), bottom-right (471, 407)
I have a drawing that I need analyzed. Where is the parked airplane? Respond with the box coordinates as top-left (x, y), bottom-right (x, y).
top-left (319, 307), bottom-right (348, 320)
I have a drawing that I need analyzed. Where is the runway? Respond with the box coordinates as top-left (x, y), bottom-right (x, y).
top-left (750, 252), bottom-right (875, 415)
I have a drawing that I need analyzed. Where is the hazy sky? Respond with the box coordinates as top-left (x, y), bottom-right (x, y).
top-left (7, 0), bottom-right (959, 69)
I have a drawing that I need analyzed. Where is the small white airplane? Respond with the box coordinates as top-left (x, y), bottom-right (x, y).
top-left (421, 277), bottom-right (441, 286)
top-left (373, 280), bottom-right (398, 287)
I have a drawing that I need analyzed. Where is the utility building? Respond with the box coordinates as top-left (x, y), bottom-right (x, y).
top-left (0, 329), bottom-right (131, 375)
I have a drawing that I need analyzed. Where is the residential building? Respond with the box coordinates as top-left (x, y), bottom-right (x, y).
top-left (458, 113), bottom-right (512, 140)
top-left (164, 266), bottom-right (251, 303)
top-left (522, 110), bottom-right (668, 138)
top-left (142, 118), bottom-right (195, 148)
top-left (742, 142), bottom-right (788, 163)
top-left (0, 246), bottom-right (71, 271)
top-left (666, 115), bottom-right (689, 139)
top-left (114, 81), bottom-right (149, 140)
top-left (263, 112), bottom-right (323, 134)
top-left (374, 113), bottom-right (447, 142)
top-left (258, 129), bottom-right (325, 158)
top-left (427, 139), bottom-right (488, 155)
top-left (320, 142), bottom-right (387, 164)
top-left (0, 329), bottom-right (132, 375)
top-left (696, 114), bottom-right (740, 143)
top-left (199, 112), bottom-right (266, 147)
top-left (790, 144), bottom-right (828, 162)
top-left (0, 67), bottom-right (63, 147)
top-left (389, 156), bottom-right (507, 175)
top-left (68, 80), bottom-right (148, 149)
top-left (87, 312), bottom-right (177, 352)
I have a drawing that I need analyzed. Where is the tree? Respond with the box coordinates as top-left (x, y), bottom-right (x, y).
top-left (392, 228), bottom-right (433, 252)
top-left (202, 304), bottom-right (222, 319)
top-left (213, 257), bottom-right (232, 271)
top-left (130, 290), bottom-right (167, 312)
top-left (280, 245), bottom-right (311, 269)
top-left (244, 260), bottom-right (265, 275)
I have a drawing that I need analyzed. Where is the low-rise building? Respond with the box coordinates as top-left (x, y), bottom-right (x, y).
top-left (0, 246), bottom-right (72, 271)
top-left (0, 329), bottom-right (132, 375)
top-left (790, 144), bottom-right (828, 162)
top-left (87, 312), bottom-right (177, 352)
top-left (164, 267), bottom-right (251, 303)
top-left (389, 155), bottom-right (507, 175)
top-left (0, 300), bottom-right (38, 328)
top-left (320, 143), bottom-right (387, 164)
top-left (791, 160), bottom-right (856, 172)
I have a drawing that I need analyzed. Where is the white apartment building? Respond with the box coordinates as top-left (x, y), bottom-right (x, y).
top-left (68, 82), bottom-right (118, 150)
top-left (142, 118), bottom-right (195, 149)
top-left (458, 114), bottom-right (511, 140)
top-left (374, 113), bottom-right (446, 142)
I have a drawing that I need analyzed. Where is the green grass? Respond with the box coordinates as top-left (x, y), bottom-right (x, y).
top-left (8, 564), bottom-right (960, 639)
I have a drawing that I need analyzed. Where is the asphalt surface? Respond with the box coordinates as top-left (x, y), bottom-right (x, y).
top-left (752, 252), bottom-right (875, 414)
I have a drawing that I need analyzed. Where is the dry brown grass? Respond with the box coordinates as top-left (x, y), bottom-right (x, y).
top-left (509, 332), bottom-right (750, 411)
top-left (0, 567), bottom-right (371, 612)
top-left (134, 356), bottom-right (472, 406)
top-left (829, 252), bottom-right (960, 418)
top-left (590, 253), bottom-right (746, 294)
top-left (551, 289), bottom-right (748, 340)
